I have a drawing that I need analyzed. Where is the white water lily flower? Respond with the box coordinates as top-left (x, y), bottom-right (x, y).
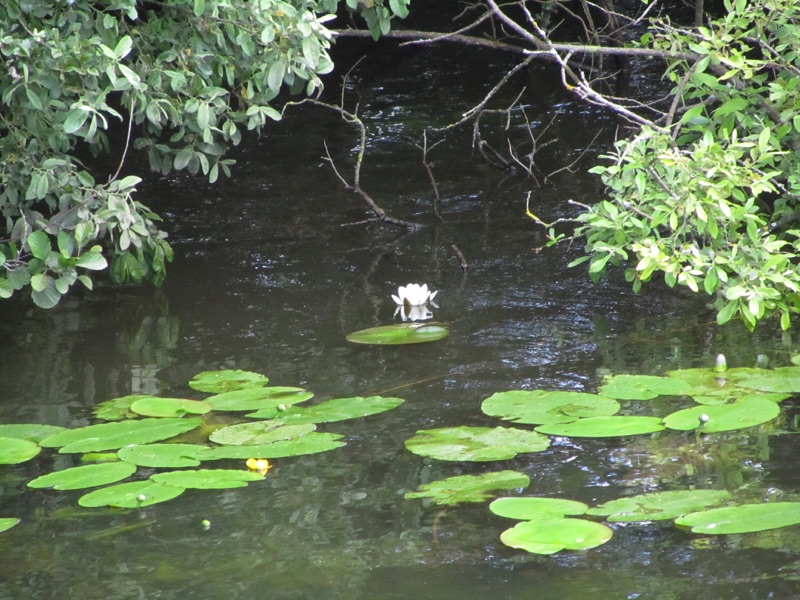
top-left (394, 304), bottom-right (433, 322)
top-left (392, 283), bottom-right (438, 307)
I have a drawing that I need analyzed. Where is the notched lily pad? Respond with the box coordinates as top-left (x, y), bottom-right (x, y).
top-left (405, 471), bottom-right (531, 505)
top-left (346, 322), bottom-right (449, 345)
top-left (79, 481), bottom-right (185, 508)
top-left (500, 518), bottom-right (613, 555)
top-left (663, 397), bottom-right (780, 432)
top-left (728, 366), bottom-right (800, 394)
top-left (0, 437), bottom-right (41, 464)
top-left (587, 489), bottom-right (731, 522)
top-left (535, 416), bottom-right (665, 438)
top-left (117, 443), bottom-right (205, 468)
top-left (675, 502), bottom-right (800, 534)
top-left (404, 426), bottom-right (550, 462)
top-left (188, 370), bottom-right (269, 393)
top-left (28, 462), bottom-right (137, 491)
top-left (151, 469), bottom-right (265, 489)
top-left (129, 397), bottom-right (212, 418)
top-left (599, 374), bottom-right (693, 400)
top-left (206, 386), bottom-right (314, 412)
top-left (208, 421), bottom-right (315, 446)
top-left (0, 424), bottom-right (68, 442)
top-left (490, 497), bottom-right (589, 520)
top-left (481, 390), bottom-right (620, 425)
top-left (198, 432), bottom-right (346, 459)
top-left (93, 395), bottom-right (150, 421)
top-left (254, 396), bottom-right (404, 424)
top-left (39, 418), bottom-right (203, 453)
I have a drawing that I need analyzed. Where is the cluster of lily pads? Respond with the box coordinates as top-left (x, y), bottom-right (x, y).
top-left (0, 369), bottom-right (405, 534)
top-left (402, 359), bottom-right (800, 554)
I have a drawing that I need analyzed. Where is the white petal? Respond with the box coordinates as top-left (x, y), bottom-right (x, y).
top-left (429, 290), bottom-right (438, 301)
top-left (391, 294), bottom-right (403, 305)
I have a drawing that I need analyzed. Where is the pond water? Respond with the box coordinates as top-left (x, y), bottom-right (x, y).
top-left (2, 40), bottom-right (800, 599)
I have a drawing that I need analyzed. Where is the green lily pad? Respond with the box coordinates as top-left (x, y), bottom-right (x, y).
top-left (587, 490), bottom-right (731, 522)
top-left (598, 374), bottom-right (693, 400)
top-left (481, 390), bottom-right (620, 425)
top-left (490, 497), bottom-right (589, 520)
top-left (78, 481), bottom-right (185, 508)
top-left (665, 367), bottom-right (763, 399)
top-left (206, 387), bottom-right (314, 412)
top-left (692, 391), bottom-right (790, 405)
top-left (500, 518), bottom-right (614, 554)
top-left (93, 395), bottom-right (150, 421)
top-left (151, 469), bottom-right (264, 489)
top-left (198, 432), bottom-right (346, 459)
top-left (0, 518), bottom-right (20, 533)
top-left (117, 443), bottom-right (205, 468)
top-left (129, 397), bottom-right (212, 418)
top-left (40, 418), bottom-right (203, 453)
top-left (188, 370), bottom-right (269, 393)
top-left (28, 462), bottom-right (137, 491)
top-left (663, 397), bottom-right (780, 432)
top-left (675, 502), bottom-right (800, 534)
top-left (727, 366), bottom-right (800, 393)
top-left (252, 396), bottom-right (404, 424)
top-left (405, 471), bottom-right (531, 505)
top-left (346, 322), bottom-right (449, 345)
top-left (404, 426), bottom-right (550, 462)
top-left (0, 424), bottom-right (67, 442)
top-left (208, 421), bottom-right (315, 446)
top-left (0, 437), bottom-right (41, 464)
top-left (535, 416), bottom-right (666, 438)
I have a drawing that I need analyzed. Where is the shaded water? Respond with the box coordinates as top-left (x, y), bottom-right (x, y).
top-left (2, 42), bottom-right (800, 599)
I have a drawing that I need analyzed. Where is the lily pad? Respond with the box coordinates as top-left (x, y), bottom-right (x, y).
top-left (598, 374), bottom-right (693, 400)
top-left (481, 390), bottom-right (620, 425)
top-left (253, 396), bottom-right (404, 424)
top-left (188, 370), bottom-right (269, 393)
top-left (198, 432), bottom-right (346, 459)
top-left (0, 424), bottom-right (67, 442)
top-left (404, 426), bottom-right (550, 462)
top-left (0, 518), bottom-right (20, 533)
top-left (117, 443), bottom-right (205, 468)
top-left (587, 489), bottom-right (731, 522)
top-left (346, 322), bottom-right (449, 345)
top-left (129, 397), bottom-right (212, 418)
top-left (692, 391), bottom-right (789, 405)
top-left (28, 462), bottom-right (137, 491)
top-left (490, 497), bottom-right (589, 520)
top-left (78, 481), bottom-right (185, 508)
top-left (206, 386), bottom-right (314, 412)
top-left (675, 502), bottom-right (800, 534)
top-left (39, 418), bottom-right (203, 453)
top-left (0, 437), bottom-right (41, 464)
top-left (93, 395), bottom-right (150, 421)
top-left (208, 421), bottom-right (315, 446)
top-left (663, 397), bottom-right (780, 432)
top-left (404, 471), bottom-right (531, 505)
top-left (727, 366), bottom-right (800, 394)
top-left (535, 416), bottom-right (665, 438)
top-left (500, 518), bottom-right (614, 554)
top-left (151, 469), bottom-right (265, 489)
top-left (665, 367), bottom-right (763, 399)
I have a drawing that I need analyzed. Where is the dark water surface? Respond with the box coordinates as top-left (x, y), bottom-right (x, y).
top-left (2, 43), bottom-right (800, 599)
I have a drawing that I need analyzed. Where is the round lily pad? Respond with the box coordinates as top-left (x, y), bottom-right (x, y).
top-left (129, 397), bottom-right (212, 418)
top-left (254, 396), bottom-right (404, 424)
top-left (79, 481), bottom-right (185, 508)
top-left (0, 437), bottom-right (41, 464)
top-left (665, 367), bottom-right (763, 399)
top-left (346, 322), bottom-right (449, 345)
top-left (481, 390), bottom-right (620, 425)
top-left (198, 432), bottom-right (346, 459)
top-left (118, 443), bottom-right (205, 468)
top-left (727, 366), bottom-right (800, 394)
top-left (206, 387), bottom-right (314, 412)
top-left (675, 502), bottom-right (800, 534)
top-left (28, 462), bottom-right (137, 491)
top-left (500, 518), bottom-right (613, 554)
top-left (535, 416), bottom-right (665, 438)
top-left (404, 426), bottom-right (550, 462)
top-left (598, 374), bottom-right (693, 400)
top-left (490, 497), bottom-right (589, 520)
top-left (663, 397), bottom-right (780, 432)
top-left (0, 518), bottom-right (20, 533)
top-left (39, 418), bottom-right (203, 453)
top-left (209, 421), bottom-right (315, 446)
top-left (404, 471), bottom-right (531, 506)
top-left (151, 469), bottom-right (265, 489)
top-left (93, 395), bottom-right (150, 421)
top-left (587, 489), bottom-right (731, 522)
top-left (0, 424), bottom-right (67, 442)
top-left (188, 370), bottom-right (269, 393)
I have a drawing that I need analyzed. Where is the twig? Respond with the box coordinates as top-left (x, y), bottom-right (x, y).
top-left (451, 244), bottom-right (468, 270)
top-left (108, 98), bottom-right (136, 184)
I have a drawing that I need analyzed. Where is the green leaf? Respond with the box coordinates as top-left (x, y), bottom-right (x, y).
top-left (205, 386), bottom-right (313, 411)
top-left (209, 421), bottom-right (315, 446)
top-left (346, 322), bottom-right (449, 345)
top-left (197, 432), bottom-right (345, 459)
top-left (63, 108), bottom-right (90, 134)
top-left (587, 490), bottom-right (731, 522)
top-left (253, 396), bottom-right (404, 424)
top-left (75, 251), bottom-right (107, 271)
top-left (729, 366), bottom-right (800, 393)
top-left (40, 418), bottom-right (203, 453)
top-left (0, 518), bottom-right (20, 533)
top-left (129, 397), bottom-right (212, 418)
top-left (535, 416), bottom-right (666, 438)
top-left (79, 481), bottom-right (184, 508)
top-left (93, 395), bottom-right (150, 421)
top-left (0, 437), bottom-right (41, 464)
top-left (151, 469), bottom-right (264, 489)
top-left (500, 518), bottom-right (613, 554)
top-left (480, 390), bottom-right (620, 425)
top-left (28, 462), bottom-right (137, 490)
top-left (490, 497), bottom-right (589, 520)
top-left (118, 443), bottom-right (204, 467)
top-left (188, 370), bottom-right (269, 393)
top-left (31, 276), bottom-right (62, 309)
top-left (675, 503), bottom-right (800, 534)
top-left (598, 374), bottom-right (693, 400)
top-left (404, 426), bottom-right (550, 462)
top-left (27, 230), bottom-right (51, 260)
top-left (663, 397), bottom-right (780, 432)
top-left (0, 424), bottom-right (67, 442)
top-left (405, 471), bottom-right (531, 506)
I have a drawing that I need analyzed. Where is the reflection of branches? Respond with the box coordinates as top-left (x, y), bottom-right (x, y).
top-left (416, 131), bottom-right (444, 222)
